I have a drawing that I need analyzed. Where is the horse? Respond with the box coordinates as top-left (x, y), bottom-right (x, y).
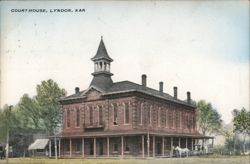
top-left (174, 146), bottom-right (189, 158)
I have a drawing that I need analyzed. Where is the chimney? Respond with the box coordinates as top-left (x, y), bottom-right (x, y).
top-left (75, 87), bottom-right (80, 94)
top-left (159, 81), bottom-right (163, 95)
top-left (173, 86), bottom-right (178, 99)
top-left (142, 74), bottom-right (147, 89)
top-left (187, 91), bottom-right (191, 103)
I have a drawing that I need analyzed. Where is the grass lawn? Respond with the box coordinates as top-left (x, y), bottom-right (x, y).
top-left (0, 156), bottom-right (249, 164)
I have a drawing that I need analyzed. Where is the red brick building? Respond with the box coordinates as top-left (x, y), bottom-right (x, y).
top-left (58, 38), bottom-right (211, 158)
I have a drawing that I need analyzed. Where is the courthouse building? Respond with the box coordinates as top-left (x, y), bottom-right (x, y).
top-left (58, 38), bottom-right (211, 158)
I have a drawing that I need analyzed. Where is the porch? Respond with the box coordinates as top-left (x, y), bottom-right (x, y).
top-left (50, 134), bottom-right (213, 158)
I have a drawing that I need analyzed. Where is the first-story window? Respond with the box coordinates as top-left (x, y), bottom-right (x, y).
top-left (113, 142), bottom-right (118, 152)
top-left (125, 138), bottom-right (130, 152)
top-left (75, 141), bottom-right (81, 151)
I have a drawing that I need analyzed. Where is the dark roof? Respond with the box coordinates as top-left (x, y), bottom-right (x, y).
top-left (60, 80), bottom-right (195, 108)
top-left (91, 38), bottom-right (113, 62)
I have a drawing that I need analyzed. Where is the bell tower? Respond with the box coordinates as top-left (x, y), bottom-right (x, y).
top-left (90, 37), bottom-right (113, 91)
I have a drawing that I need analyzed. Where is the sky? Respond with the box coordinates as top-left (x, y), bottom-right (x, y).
top-left (0, 1), bottom-right (249, 124)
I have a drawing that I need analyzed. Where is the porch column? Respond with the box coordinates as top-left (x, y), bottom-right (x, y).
top-left (170, 137), bottom-right (173, 157)
top-left (94, 137), bottom-right (96, 158)
top-left (153, 136), bottom-right (155, 157)
top-left (178, 137), bottom-right (181, 147)
top-left (147, 133), bottom-right (150, 157)
top-left (121, 136), bottom-right (124, 158)
top-left (107, 137), bottom-right (109, 157)
top-left (82, 138), bottom-right (84, 158)
top-left (191, 138), bottom-right (194, 151)
top-left (142, 135), bottom-right (145, 158)
top-left (186, 138), bottom-right (188, 148)
top-left (59, 139), bottom-right (61, 158)
top-left (49, 140), bottom-right (51, 157)
top-left (162, 137), bottom-right (164, 157)
top-left (70, 138), bottom-right (72, 157)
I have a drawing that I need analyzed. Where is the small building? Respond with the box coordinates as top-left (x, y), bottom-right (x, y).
top-left (28, 139), bottom-right (49, 157)
top-left (58, 37), bottom-right (212, 158)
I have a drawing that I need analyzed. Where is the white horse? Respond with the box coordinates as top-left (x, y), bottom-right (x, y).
top-left (174, 146), bottom-right (189, 157)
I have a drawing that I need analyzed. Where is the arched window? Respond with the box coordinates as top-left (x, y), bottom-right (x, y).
top-left (158, 107), bottom-right (161, 127)
top-left (166, 109), bottom-right (168, 128)
top-left (149, 105), bottom-right (152, 125)
top-left (67, 109), bottom-right (70, 128)
top-left (98, 105), bottom-right (103, 124)
top-left (124, 102), bottom-right (129, 124)
top-left (139, 103), bottom-right (143, 125)
top-left (89, 106), bottom-right (93, 126)
top-left (76, 108), bottom-right (80, 127)
top-left (113, 103), bottom-right (118, 125)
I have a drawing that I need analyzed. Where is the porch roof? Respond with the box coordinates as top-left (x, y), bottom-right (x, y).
top-left (28, 139), bottom-right (49, 150)
top-left (58, 130), bottom-right (213, 139)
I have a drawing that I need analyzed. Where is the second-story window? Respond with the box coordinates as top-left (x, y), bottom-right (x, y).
top-left (67, 109), bottom-right (70, 128)
top-left (138, 103), bottom-right (142, 125)
top-left (165, 109), bottom-right (168, 128)
top-left (76, 108), bottom-right (80, 127)
top-left (176, 110), bottom-right (180, 129)
top-left (124, 103), bottom-right (129, 124)
top-left (149, 105), bottom-right (152, 125)
top-left (180, 111), bottom-right (182, 129)
top-left (113, 103), bottom-right (118, 125)
top-left (192, 115), bottom-right (195, 130)
top-left (98, 105), bottom-right (103, 124)
top-left (169, 110), bottom-right (173, 129)
top-left (172, 110), bottom-right (175, 129)
top-left (89, 106), bottom-right (93, 125)
top-left (158, 107), bottom-right (161, 127)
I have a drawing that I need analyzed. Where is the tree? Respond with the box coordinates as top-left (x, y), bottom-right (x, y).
top-left (232, 107), bottom-right (250, 154)
top-left (17, 94), bottom-right (42, 129)
top-left (0, 105), bottom-right (17, 163)
top-left (35, 79), bottom-right (66, 135)
top-left (196, 100), bottom-right (222, 136)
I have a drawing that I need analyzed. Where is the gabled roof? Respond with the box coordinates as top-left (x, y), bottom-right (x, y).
top-left (91, 38), bottom-right (113, 62)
